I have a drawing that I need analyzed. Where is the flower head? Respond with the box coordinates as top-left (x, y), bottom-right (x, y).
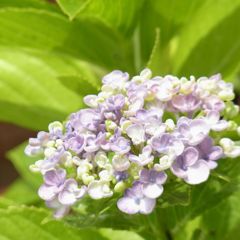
top-left (25, 69), bottom-right (240, 218)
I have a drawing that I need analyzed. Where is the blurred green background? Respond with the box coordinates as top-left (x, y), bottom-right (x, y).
top-left (0, 0), bottom-right (240, 239)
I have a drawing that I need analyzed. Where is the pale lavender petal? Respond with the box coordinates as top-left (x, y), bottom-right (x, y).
top-left (88, 180), bottom-right (113, 199)
top-left (117, 197), bottom-right (139, 214)
top-left (38, 184), bottom-right (58, 201)
top-left (84, 135), bottom-right (100, 152)
top-left (78, 109), bottom-right (101, 131)
top-left (184, 160), bottom-right (210, 185)
top-left (155, 171), bottom-right (168, 185)
top-left (58, 190), bottom-right (77, 205)
top-left (182, 147), bottom-right (199, 167)
top-left (106, 94), bottom-right (125, 110)
top-left (172, 94), bottom-right (201, 112)
top-left (211, 120), bottom-right (229, 131)
top-left (67, 135), bottom-right (85, 154)
top-left (44, 169), bottom-right (66, 186)
top-left (58, 179), bottom-right (85, 205)
top-left (139, 197), bottom-right (156, 214)
top-left (206, 111), bottom-right (219, 125)
top-left (139, 169), bottom-right (150, 182)
top-left (204, 96), bottom-right (225, 112)
top-left (142, 183), bottom-right (163, 199)
top-left (112, 155), bottom-right (130, 171)
top-left (111, 137), bottom-right (131, 154)
top-left (208, 146), bottom-right (223, 161)
top-left (102, 70), bottom-right (129, 85)
top-left (171, 159), bottom-right (188, 178)
top-left (152, 133), bottom-right (184, 156)
top-left (126, 124), bottom-right (145, 145)
top-left (189, 119), bottom-right (210, 145)
top-left (53, 206), bottom-right (70, 219)
top-left (128, 181), bottom-right (144, 198)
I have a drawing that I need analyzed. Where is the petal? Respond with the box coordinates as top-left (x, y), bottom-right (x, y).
top-left (88, 180), bottom-right (113, 199)
top-left (126, 124), bottom-right (145, 145)
top-left (145, 120), bottom-right (166, 137)
top-left (117, 197), bottom-right (140, 214)
top-left (68, 135), bottom-right (85, 154)
top-left (38, 184), bottom-right (58, 201)
top-left (54, 206), bottom-right (70, 219)
top-left (142, 183), bottom-right (163, 199)
top-left (189, 119), bottom-right (210, 145)
top-left (211, 120), bottom-right (229, 131)
top-left (184, 160), bottom-right (210, 185)
top-left (171, 160), bottom-right (187, 178)
top-left (140, 169), bottom-right (150, 182)
top-left (208, 146), bottom-right (223, 161)
top-left (58, 191), bottom-right (76, 205)
top-left (111, 137), bottom-right (131, 154)
top-left (112, 155), bottom-right (130, 171)
top-left (182, 147), bottom-right (199, 166)
top-left (206, 110), bottom-right (220, 125)
top-left (172, 94), bottom-right (200, 112)
top-left (198, 137), bottom-right (213, 153)
top-left (44, 169), bottom-right (66, 186)
top-left (129, 181), bottom-right (144, 198)
top-left (128, 154), bottom-right (140, 163)
top-left (24, 145), bottom-right (42, 156)
top-left (102, 70), bottom-right (128, 85)
top-left (62, 179), bottom-right (86, 199)
top-left (206, 160), bottom-right (218, 169)
top-left (139, 197), bottom-right (156, 214)
top-left (155, 171), bottom-right (168, 184)
top-left (46, 197), bottom-right (61, 208)
top-left (171, 138), bottom-right (185, 156)
top-left (83, 95), bottom-right (98, 108)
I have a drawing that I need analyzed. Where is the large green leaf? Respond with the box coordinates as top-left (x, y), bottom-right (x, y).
top-left (200, 192), bottom-right (240, 240)
top-left (156, 158), bottom-right (240, 237)
top-left (7, 142), bottom-right (42, 189)
top-left (139, 0), bottom-right (203, 67)
top-left (0, 0), bottom-right (60, 12)
top-left (3, 179), bottom-right (39, 205)
top-left (56, 0), bottom-right (87, 20)
top-left (74, 0), bottom-right (144, 36)
top-left (0, 48), bottom-right (100, 129)
top-left (173, 0), bottom-right (240, 77)
top-left (0, 8), bottom-right (133, 71)
top-left (0, 206), bottom-right (144, 240)
top-left (150, 0), bottom-right (205, 26)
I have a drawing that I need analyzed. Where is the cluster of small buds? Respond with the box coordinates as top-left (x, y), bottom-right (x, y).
top-left (25, 69), bottom-right (240, 218)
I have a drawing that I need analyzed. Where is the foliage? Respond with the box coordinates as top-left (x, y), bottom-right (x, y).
top-left (1, 0), bottom-right (240, 239)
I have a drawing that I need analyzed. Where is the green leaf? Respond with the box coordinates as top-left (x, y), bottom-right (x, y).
top-left (158, 158), bottom-right (240, 236)
top-left (0, 0), bottom-right (60, 12)
top-left (0, 8), bottom-right (133, 71)
top-left (100, 229), bottom-right (145, 240)
top-left (159, 180), bottom-right (191, 207)
top-left (146, 28), bottom-right (171, 75)
top-left (3, 179), bottom-right (39, 205)
top-left (0, 198), bottom-right (15, 209)
top-left (147, 28), bottom-right (161, 74)
top-left (0, 48), bottom-right (100, 129)
top-left (56, 0), bottom-right (88, 20)
top-left (173, 0), bottom-right (240, 77)
top-left (58, 75), bottom-right (100, 96)
top-left (7, 142), bottom-right (41, 189)
top-left (75, 0), bottom-right (144, 36)
top-left (0, 206), bottom-right (144, 240)
top-left (150, 0), bottom-right (205, 26)
top-left (139, 0), bottom-right (203, 66)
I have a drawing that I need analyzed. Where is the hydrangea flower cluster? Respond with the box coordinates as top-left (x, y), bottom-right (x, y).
top-left (25, 69), bottom-right (240, 218)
